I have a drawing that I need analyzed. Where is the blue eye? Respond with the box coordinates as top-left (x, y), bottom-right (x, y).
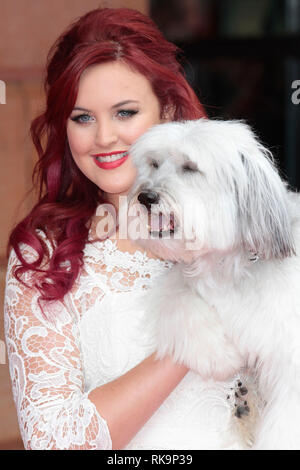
top-left (70, 114), bottom-right (94, 124)
top-left (117, 109), bottom-right (138, 119)
top-left (70, 109), bottom-right (138, 124)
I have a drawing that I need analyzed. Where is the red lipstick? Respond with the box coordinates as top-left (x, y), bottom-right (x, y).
top-left (92, 150), bottom-right (129, 170)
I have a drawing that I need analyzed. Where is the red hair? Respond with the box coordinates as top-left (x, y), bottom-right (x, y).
top-left (8, 8), bottom-right (206, 306)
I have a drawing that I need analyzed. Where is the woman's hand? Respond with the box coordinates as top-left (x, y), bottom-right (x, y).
top-left (88, 353), bottom-right (188, 449)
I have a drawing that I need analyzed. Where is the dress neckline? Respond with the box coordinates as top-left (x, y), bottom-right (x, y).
top-left (88, 236), bottom-right (174, 269)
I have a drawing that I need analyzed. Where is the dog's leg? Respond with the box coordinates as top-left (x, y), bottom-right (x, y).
top-left (147, 265), bottom-right (244, 381)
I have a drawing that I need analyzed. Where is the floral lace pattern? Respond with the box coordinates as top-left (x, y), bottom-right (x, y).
top-left (4, 245), bottom-right (112, 449)
top-left (4, 235), bottom-right (257, 450)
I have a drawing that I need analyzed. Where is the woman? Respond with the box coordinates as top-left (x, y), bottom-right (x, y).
top-left (4, 8), bottom-right (250, 450)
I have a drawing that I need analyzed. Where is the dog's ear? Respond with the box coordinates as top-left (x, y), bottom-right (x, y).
top-left (234, 125), bottom-right (295, 259)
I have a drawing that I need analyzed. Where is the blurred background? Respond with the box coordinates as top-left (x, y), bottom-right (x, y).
top-left (0, 0), bottom-right (299, 449)
top-left (151, 0), bottom-right (300, 188)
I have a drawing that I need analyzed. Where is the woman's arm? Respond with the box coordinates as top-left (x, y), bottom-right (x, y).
top-left (4, 248), bottom-right (113, 450)
top-left (4, 247), bottom-right (187, 450)
top-left (88, 353), bottom-right (188, 449)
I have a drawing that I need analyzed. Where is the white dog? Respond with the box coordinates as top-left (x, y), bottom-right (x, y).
top-left (128, 118), bottom-right (300, 450)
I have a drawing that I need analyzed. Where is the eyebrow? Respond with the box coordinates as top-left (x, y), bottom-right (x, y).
top-left (72, 100), bottom-right (139, 113)
top-left (112, 100), bottom-right (139, 109)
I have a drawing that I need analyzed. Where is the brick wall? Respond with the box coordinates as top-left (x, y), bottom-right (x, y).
top-left (0, 0), bottom-right (148, 449)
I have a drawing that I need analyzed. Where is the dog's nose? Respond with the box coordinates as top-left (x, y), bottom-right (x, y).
top-left (137, 191), bottom-right (160, 209)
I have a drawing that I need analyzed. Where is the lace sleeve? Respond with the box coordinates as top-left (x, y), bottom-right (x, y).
top-left (4, 247), bottom-right (112, 450)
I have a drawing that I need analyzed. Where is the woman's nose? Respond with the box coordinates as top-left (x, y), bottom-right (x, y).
top-left (95, 120), bottom-right (118, 148)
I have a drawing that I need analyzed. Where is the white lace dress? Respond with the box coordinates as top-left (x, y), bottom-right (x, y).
top-left (4, 235), bottom-right (255, 450)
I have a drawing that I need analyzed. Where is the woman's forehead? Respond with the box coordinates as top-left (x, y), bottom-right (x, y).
top-left (75, 61), bottom-right (156, 107)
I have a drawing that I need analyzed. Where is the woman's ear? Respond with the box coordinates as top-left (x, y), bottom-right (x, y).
top-left (160, 104), bottom-right (175, 122)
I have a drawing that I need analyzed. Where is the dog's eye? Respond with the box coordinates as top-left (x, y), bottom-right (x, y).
top-left (182, 161), bottom-right (199, 173)
top-left (150, 160), bottom-right (159, 169)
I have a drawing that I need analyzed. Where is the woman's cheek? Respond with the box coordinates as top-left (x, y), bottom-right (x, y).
top-left (126, 122), bottom-right (154, 144)
top-left (68, 129), bottom-right (93, 156)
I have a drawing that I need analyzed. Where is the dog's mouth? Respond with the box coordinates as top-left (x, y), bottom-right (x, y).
top-left (147, 211), bottom-right (176, 238)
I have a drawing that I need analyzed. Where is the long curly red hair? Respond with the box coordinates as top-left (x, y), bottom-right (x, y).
top-left (8, 7), bottom-right (206, 305)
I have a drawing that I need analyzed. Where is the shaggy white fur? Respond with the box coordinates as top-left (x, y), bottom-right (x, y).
top-left (128, 119), bottom-right (300, 450)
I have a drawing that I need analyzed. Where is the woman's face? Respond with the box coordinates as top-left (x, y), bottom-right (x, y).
top-left (67, 61), bottom-right (165, 207)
